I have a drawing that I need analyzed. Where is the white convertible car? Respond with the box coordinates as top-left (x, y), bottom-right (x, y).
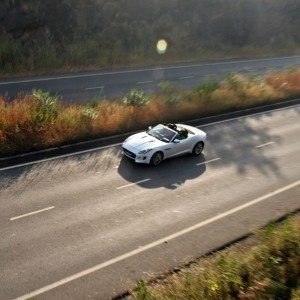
top-left (122, 123), bottom-right (206, 165)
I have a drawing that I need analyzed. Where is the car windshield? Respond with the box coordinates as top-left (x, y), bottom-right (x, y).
top-left (147, 125), bottom-right (176, 143)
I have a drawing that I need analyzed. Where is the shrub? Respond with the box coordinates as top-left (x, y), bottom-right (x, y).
top-left (131, 216), bottom-right (300, 300)
top-left (82, 107), bottom-right (99, 120)
top-left (31, 89), bottom-right (60, 125)
top-left (158, 81), bottom-right (180, 95)
top-left (0, 69), bottom-right (299, 157)
top-left (89, 97), bottom-right (104, 108)
top-left (194, 77), bottom-right (219, 96)
top-left (123, 89), bottom-right (150, 106)
top-left (225, 73), bottom-right (242, 90)
top-left (163, 95), bottom-right (182, 105)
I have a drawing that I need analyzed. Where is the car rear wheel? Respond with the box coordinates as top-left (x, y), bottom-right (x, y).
top-left (193, 142), bottom-right (204, 155)
top-left (150, 152), bottom-right (163, 166)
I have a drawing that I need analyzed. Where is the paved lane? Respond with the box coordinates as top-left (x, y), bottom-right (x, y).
top-left (0, 55), bottom-right (299, 103)
top-left (0, 105), bottom-right (299, 299)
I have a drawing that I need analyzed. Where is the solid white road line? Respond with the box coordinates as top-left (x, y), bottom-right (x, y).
top-left (137, 80), bottom-right (153, 84)
top-left (179, 76), bottom-right (194, 80)
top-left (1, 55), bottom-right (298, 86)
top-left (255, 142), bottom-right (275, 148)
top-left (10, 206), bottom-right (55, 221)
top-left (196, 102), bottom-right (299, 129)
top-left (0, 142), bottom-right (123, 172)
top-left (15, 180), bottom-right (300, 300)
top-left (196, 158), bottom-right (221, 166)
top-left (0, 103), bottom-right (298, 173)
top-left (85, 86), bottom-right (104, 90)
top-left (116, 179), bottom-right (150, 190)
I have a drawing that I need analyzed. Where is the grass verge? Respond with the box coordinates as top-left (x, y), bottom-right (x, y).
top-left (0, 69), bottom-right (299, 157)
top-left (131, 214), bottom-right (300, 300)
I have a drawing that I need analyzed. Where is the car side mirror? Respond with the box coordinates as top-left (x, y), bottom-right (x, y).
top-left (147, 126), bottom-right (152, 131)
top-left (173, 139), bottom-right (180, 143)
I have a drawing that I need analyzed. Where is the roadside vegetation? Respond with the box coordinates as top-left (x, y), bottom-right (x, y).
top-left (132, 215), bottom-right (300, 300)
top-left (0, 69), bottom-right (299, 157)
top-left (0, 0), bottom-right (299, 76)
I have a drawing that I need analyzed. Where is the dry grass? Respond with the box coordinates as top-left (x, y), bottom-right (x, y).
top-left (0, 69), bottom-right (299, 157)
top-left (132, 215), bottom-right (300, 300)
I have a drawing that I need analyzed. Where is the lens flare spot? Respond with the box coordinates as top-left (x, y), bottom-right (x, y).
top-left (157, 39), bottom-right (167, 54)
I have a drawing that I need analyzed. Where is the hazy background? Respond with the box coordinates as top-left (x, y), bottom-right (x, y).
top-left (0, 0), bottom-right (299, 75)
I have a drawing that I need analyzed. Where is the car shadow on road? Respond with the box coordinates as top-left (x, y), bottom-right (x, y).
top-left (117, 107), bottom-right (294, 189)
top-left (117, 154), bottom-right (206, 190)
top-left (204, 112), bottom-right (284, 178)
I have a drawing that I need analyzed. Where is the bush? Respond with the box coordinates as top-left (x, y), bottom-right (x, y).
top-left (163, 95), bottom-right (182, 105)
top-left (32, 89), bottom-right (60, 125)
top-left (82, 107), bottom-right (99, 120)
top-left (194, 77), bottom-right (219, 96)
top-left (225, 73), bottom-right (242, 90)
top-left (132, 216), bottom-right (300, 300)
top-left (0, 69), bottom-right (298, 157)
top-left (123, 89), bottom-right (150, 106)
top-left (158, 81), bottom-right (180, 95)
top-left (159, 81), bottom-right (182, 105)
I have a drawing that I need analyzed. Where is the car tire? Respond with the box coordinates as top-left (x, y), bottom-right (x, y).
top-left (192, 142), bottom-right (204, 155)
top-left (150, 152), bottom-right (163, 166)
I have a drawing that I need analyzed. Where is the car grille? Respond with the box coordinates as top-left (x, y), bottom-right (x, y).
top-left (123, 148), bottom-right (136, 159)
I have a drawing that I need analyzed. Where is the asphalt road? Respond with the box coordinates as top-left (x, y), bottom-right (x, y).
top-left (0, 104), bottom-right (299, 299)
top-left (0, 55), bottom-right (300, 103)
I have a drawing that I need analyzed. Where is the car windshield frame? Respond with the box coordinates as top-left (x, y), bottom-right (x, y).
top-left (147, 124), bottom-right (177, 143)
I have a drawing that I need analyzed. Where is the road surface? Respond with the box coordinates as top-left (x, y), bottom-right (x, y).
top-left (0, 55), bottom-right (299, 103)
top-left (0, 104), bottom-right (300, 299)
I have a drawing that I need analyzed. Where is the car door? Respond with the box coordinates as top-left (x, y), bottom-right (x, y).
top-left (169, 133), bottom-right (191, 157)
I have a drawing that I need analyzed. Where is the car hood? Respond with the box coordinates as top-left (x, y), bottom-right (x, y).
top-left (123, 132), bottom-right (165, 151)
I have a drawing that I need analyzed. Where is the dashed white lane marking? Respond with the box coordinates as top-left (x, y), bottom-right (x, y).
top-left (85, 86), bottom-right (104, 90)
top-left (10, 206), bottom-right (55, 221)
top-left (255, 142), bottom-right (275, 148)
top-left (0, 142), bottom-right (122, 172)
top-left (196, 158), bottom-right (221, 166)
top-left (116, 179), bottom-right (150, 190)
top-left (14, 180), bottom-right (300, 300)
top-left (179, 76), bottom-right (194, 80)
top-left (137, 80), bottom-right (153, 84)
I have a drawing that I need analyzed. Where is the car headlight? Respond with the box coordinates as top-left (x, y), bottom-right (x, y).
top-left (138, 149), bottom-right (153, 154)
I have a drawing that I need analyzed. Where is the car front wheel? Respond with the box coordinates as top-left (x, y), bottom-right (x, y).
top-left (192, 142), bottom-right (204, 155)
top-left (150, 152), bottom-right (163, 166)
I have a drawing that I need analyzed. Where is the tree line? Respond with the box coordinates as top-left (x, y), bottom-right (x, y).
top-left (0, 0), bottom-right (299, 74)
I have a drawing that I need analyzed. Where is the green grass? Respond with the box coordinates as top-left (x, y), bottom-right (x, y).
top-left (132, 215), bottom-right (300, 300)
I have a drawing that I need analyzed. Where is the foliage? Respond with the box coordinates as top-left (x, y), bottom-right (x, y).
top-left (132, 216), bottom-right (300, 300)
top-left (159, 81), bottom-right (182, 105)
top-left (0, 69), bottom-right (299, 157)
top-left (82, 107), bottom-right (99, 120)
top-left (31, 89), bottom-right (60, 125)
top-left (194, 77), bottom-right (219, 97)
top-left (0, 0), bottom-right (299, 75)
top-left (163, 95), bottom-right (182, 106)
top-left (123, 89), bottom-right (150, 106)
top-left (158, 81), bottom-right (180, 96)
